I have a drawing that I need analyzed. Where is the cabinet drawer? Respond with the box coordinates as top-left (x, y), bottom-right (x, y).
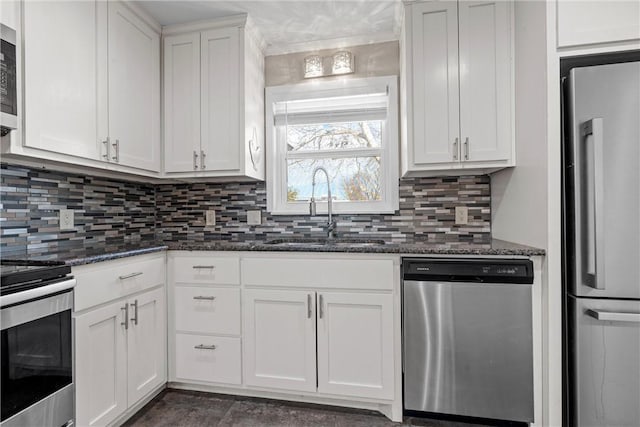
top-left (174, 334), bottom-right (241, 385)
top-left (242, 257), bottom-right (395, 290)
top-left (74, 254), bottom-right (165, 312)
top-left (172, 256), bottom-right (240, 285)
top-left (174, 286), bottom-right (240, 335)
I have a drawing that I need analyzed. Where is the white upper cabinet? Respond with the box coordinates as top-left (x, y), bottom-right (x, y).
top-left (22, 1), bottom-right (100, 160)
top-left (108, 2), bottom-right (160, 172)
top-left (163, 33), bottom-right (201, 173)
top-left (162, 16), bottom-right (265, 179)
top-left (402, 0), bottom-right (514, 176)
top-left (17, 1), bottom-right (161, 175)
top-left (458, 1), bottom-right (512, 163)
top-left (200, 28), bottom-right (241, 172)
top-left (557, 0), bottom-right (640, 48)
top-left (409, 1), bottom-right (460, 167)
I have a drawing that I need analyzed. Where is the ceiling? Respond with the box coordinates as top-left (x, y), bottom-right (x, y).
top-left (135, 0), bottom-right (402, 55)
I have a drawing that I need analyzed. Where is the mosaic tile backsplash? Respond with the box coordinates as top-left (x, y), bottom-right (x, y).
top-left (1, 163), bottom-right (491, 255)
top-left (0, 164), bottom-right (156, 256)
top-left (155, 177), bottom-right (490, 244)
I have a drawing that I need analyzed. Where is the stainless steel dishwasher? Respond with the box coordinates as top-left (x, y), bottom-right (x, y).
top-left (402, 258), bottom-right (534, 423)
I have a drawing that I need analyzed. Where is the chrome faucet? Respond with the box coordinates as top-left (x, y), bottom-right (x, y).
top-left (309, 166), bottom-right (336, 238)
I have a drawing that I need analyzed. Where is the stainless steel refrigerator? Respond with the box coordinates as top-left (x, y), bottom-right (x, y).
top-left (565, 61), bottom-right (640, 427)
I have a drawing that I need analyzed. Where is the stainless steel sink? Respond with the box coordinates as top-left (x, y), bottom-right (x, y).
top-left (264, 238), bottom-right (385, 248)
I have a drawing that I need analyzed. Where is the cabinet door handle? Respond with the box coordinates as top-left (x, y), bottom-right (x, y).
top-left (193, 295), bottom-right (216, 301)
top-left (193, 150), bottom-right (199, 170)
top-left (453, 137), bottom-right (459, 161)
top-left (192, 265), bottom-right (215, 269)
top-left (318, 294), bottom-right (324, 319)
top-left (463, 137), bottom-right (469, 160)
top-left (201, 150), bottom-right (206, 170)
top-left (130, 299), bottom-right (139, 325)
top-left (307, 294), bottom-right (312, 318)
top-left (194, 344), bottom-right (217, 350)
top-left (112, 139), bottom-right (119, 162)
top-left (119, 272), bottom-right (143, 280)
top-left (102, 137), bottom-right (110, 161)
top-left (121, 304), bottom-right (129, 330)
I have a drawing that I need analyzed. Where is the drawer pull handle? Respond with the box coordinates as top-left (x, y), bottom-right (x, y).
top-left (193, 296), bottom-right (216, 301)
top-left (194, 344), bottom-right (217, 350)
top-left (119, 272), bottom-right (143, 280)
top-left (192, 265), bottom-right (215, 269)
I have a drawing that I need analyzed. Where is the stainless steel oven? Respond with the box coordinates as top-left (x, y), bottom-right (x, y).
top-left (1, 263), bottom-right (75, 427)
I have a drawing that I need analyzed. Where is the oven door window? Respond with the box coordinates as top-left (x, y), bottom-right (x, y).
top-left (1, 308), bottom-right (72, 421)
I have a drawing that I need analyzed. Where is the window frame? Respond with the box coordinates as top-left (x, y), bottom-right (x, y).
top-left (266, 75), bottom-right (399, 215)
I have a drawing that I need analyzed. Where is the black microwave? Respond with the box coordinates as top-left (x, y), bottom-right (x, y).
top-left (1, 23), bottom-right (17, 137)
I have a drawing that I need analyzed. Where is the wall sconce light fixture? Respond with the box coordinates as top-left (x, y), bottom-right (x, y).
top-left (304, 50), bottom-right (354, 78)
top-left (332, 51), bottom-right (353, 75)
top-left (303, 55), bottom-right (323, 78)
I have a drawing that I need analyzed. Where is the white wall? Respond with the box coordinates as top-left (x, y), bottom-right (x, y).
top-left (491, 1), bottom-right (548, 249)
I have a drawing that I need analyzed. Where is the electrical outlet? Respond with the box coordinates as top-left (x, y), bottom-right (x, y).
top-left (247, 210), bottom-right (262, 225)
top-left (455, 206), bottom-right (468, 225)
top-left (205, 210), bottom-right (216, 226)
top-left (59, 209), bottom-right (75, 230)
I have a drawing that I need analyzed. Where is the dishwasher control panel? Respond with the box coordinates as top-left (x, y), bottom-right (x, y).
top-left (403, 258), bottom-right (534, 284)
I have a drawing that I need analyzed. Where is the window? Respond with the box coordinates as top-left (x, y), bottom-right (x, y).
top-left (266, 76), bottom-right (399, 214)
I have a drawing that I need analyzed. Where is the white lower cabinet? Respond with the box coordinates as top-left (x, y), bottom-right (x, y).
top-left (169, 252), bottom-right (243, 387)
top-left (75, 287), bottom-right (165, 426)
top-left (168, 252), bottom-right (400, 421)
top-left (175, 334), bottom-right (241, 385)
top-left (242, 289), bottom-right (394, 399)
top-left (317, 292), bottom-right (394, 399)
top-left (126, 288), bottom-right (167, 406)
top-left (75, 299), bottom-right (128, 427)
top-left (73, 253), bottom-right (167, 427)
top-left (243, 289), bottom-right (317, 392)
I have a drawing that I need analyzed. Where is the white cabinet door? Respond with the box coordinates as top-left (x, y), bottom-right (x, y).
top-left (108, 1), bottom-right (160, 172)
top-left (200, 27), bottom-right (240, 172)
top-left (317, 292), bottom-right (394, 400)
top-left (557, 0), bottom-right (640, 48)
top-left (126, 287), bottom-right (166, 406)
top-left (22, 1), bottom-right (100, 160)
top-left (410, 0), bottom-right (460, 166)
top-left (243, 289), bottom-right (316, 392)
top-left (163, 33), bottom-right (201, 173)
top-left (75, 300), bottom-right (128, 427)
top-left (458, 1), bottom-right (512, 163)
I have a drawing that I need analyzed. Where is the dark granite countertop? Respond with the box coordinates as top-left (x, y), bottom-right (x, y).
top-left (1, 239), bottom-right (544, 266)
top-left (166, 239), bottom-right (545, 257)
top-left (1, 243), bottom-right (168, 266)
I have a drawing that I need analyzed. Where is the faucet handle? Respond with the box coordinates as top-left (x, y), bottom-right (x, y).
top-left (309, 197), bottom-right (317, 216)
top-left (327, 220), bottom-right (337, 236)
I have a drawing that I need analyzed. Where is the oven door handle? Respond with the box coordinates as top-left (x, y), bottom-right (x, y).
top-left (1, 280), bottom-right (76, 330)
top-left (0, 278), bottom-right (76, 308)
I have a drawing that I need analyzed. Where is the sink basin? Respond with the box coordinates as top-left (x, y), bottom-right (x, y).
top-left (264, 238), bottom-right (385, 248)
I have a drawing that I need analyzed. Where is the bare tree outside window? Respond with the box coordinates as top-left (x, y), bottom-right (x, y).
top-left (286, 121), bottom-right (382, 202)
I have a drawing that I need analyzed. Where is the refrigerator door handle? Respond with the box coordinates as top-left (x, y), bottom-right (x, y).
top-left (581, 118), bottom-right (605, 290)
top-left (586, 309), bottom-right (640, 323)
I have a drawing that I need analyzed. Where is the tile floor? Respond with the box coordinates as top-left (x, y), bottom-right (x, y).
top-left (123, 390), bottom-right (493, 427)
